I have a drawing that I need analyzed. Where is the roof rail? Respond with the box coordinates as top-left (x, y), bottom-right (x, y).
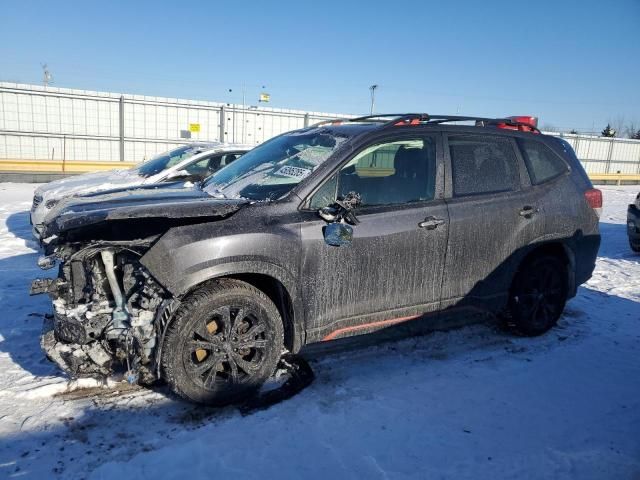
top-left (425, 115), bottom-right (540, 133)
top-left (310, 117), bottom-right (352, 127)
top-left (311, 114), bottom-right (429, 128)
top-left (349, 113), bottom-right (428, 123)
top-left (387, 114), bottom-right (541, 133)
top-left (311, 113), bottom-right (540, 133)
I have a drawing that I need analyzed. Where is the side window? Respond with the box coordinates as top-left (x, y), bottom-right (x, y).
top-left (220, 152), bottom-right (243, 167)
top-left (184, 152), bottom-right (245, 177)
top-left (166, 150), bottom-right (196, 168)
top-left (336, 137), bottom-right (437, 206)
top-left (309, 173), bottom-right (338, 210)
top-left (184, 155), bottom-right (216, 175)
top-left (517, 139), bottom-right (568, 185)
top-left (448, 135), bottom-right (519, 197)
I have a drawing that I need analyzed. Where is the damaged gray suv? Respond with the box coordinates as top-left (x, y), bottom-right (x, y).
top-left (32, 114), bottom-right (602, 404)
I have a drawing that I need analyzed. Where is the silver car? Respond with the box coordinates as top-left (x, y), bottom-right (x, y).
top-left (30, 142), bottom-right (251, 239)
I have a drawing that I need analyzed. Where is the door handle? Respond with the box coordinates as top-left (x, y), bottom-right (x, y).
top-left (519, 206), bottom-right (539, 217)
top-left (418, 216), bottom-right (446, 230)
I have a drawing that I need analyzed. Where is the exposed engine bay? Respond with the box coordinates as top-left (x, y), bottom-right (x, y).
top-left (31, 238), bottom-right (172, 384)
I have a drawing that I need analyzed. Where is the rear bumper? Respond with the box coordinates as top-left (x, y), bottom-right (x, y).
top-left (628, 204), bottom-right (640, 244)
top-left (571, 231), bottom-right (601, 295)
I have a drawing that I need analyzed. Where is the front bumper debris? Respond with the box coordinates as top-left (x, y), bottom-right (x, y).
top-left (30, 278), bottom-right (62, 296)
top-left (41, 315), bottom-right (112, 377)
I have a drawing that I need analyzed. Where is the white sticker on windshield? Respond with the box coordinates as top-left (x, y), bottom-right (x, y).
top-left (275, 165), bottom-right (312, 179)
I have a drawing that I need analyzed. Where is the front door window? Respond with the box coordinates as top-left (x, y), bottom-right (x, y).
top-left (309, 137), bottom-right (437, 209)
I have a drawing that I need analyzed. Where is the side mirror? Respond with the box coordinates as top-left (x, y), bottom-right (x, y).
top-left (323, 222), bottom-right (353, 246)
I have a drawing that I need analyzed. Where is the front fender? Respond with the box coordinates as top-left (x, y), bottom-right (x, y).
top-left (140, 220), bottom-right (305, 348)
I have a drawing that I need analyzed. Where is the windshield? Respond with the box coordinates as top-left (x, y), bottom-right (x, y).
top-left (202, 129), bottom-right (348, 201)
top-left (135, 145), bottom-right (209, 178)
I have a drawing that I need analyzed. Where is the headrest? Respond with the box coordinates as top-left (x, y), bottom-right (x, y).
top-left (394, 147), bottom-right (423, 176)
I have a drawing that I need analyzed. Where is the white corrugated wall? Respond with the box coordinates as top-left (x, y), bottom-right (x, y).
top-left (0, 82), bottom-right (346, 163)
top-left (1, 82), bottom-right (639, 174)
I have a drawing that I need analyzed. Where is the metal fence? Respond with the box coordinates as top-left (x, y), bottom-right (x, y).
top-left (548, 132), bottom-right (640, 175)
top-left (1, 82), bottom-right (640, 177)
top-left (0, 82), bottom-right (348, 163)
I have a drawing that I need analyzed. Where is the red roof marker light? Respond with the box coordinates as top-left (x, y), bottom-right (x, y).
top-left (497, 115), bottom-right (539, 133)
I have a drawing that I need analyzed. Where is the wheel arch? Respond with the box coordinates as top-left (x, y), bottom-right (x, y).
top-left (516, 240), bottom-right (576, 297)
top-left (173, 262), bottom-right (305, 353)
top-left (219, 273), bottom-right (300, 353)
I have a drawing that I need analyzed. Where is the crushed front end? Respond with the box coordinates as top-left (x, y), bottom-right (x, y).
top-left (31, 240), bottom-right (174, 384)
top-left (29, 185), bottom-right (249, 385)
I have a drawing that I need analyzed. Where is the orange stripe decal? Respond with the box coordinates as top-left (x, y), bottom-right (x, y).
top-left (322, 314), bottom-right (422, 341)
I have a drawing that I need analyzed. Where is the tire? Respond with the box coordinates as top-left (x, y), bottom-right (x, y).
top-left (506, 254), bottom-right (568, 337)
top-left (161, 279), bottom-right (284, 405)
top-left (630, 239), bottom-right (640, 253)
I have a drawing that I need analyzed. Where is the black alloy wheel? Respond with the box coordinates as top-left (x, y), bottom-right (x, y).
top-left (162, 279), bottom-right (283, 405)
top-left (507, 254), bottom-right (568, 336)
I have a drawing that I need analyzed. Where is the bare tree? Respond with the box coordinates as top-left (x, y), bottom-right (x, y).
top-left (624, 122), bottom-right (639, 139)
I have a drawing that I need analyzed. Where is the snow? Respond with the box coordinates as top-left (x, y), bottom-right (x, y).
top-left (0, 182), bottom-right (638, 479)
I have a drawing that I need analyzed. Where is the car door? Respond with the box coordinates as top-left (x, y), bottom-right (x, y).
top-left (298, 133), bottom-right (449, 342)
top-left (440, 132), bottom-right (540, 310)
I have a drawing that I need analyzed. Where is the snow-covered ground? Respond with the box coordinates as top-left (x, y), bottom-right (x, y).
top-left (0, 183), bottom-right (638, 480)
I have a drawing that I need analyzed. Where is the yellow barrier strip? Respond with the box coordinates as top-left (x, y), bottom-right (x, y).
top-left (0, 159), bottom-right (138, 173)
top-left (587, 173), bottom-right (640, 181)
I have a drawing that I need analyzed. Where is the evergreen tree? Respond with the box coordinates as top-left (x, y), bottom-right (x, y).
top-left (601, 124), bottom-right (616, 137)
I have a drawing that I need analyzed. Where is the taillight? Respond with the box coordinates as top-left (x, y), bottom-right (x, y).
top-left (584, 188), bottom-right (603, 218)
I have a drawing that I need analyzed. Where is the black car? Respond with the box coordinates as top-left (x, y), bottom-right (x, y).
top-left (32, 113), bottom-right (602, 405)
top-left (628, 192), bottom-right (640, 252)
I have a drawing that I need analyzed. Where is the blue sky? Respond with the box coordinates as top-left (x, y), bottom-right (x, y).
top-left (1, 0), bottom-right (639, 133)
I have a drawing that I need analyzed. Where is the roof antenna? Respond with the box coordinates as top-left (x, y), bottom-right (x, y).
top-left (41, 63), bottom-right (52, 87)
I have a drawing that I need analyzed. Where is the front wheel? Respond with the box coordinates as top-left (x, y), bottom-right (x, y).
top-left (507, 254), bottom-right (568, 336)
top-left (162, 279), bottom-right (284, 405)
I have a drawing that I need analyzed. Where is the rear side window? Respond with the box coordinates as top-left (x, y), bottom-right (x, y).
top-left (448, 135), bottom-right (519, 197)
top-left (517, 139), bottom-right (568, 185)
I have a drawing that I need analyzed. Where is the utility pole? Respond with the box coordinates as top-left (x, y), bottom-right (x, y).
top-left (242, 83), bottom-right (246, 144)
top-left (369, 84), bottom-right (378, 115)
top-left (41, 63), bottom-right (52, 87)
top-left (228, 84), bottom-right (247, 142)
top-left (230, 84), bottom-right (266, 143)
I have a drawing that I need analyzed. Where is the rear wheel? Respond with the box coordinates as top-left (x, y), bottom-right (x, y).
top-left (162, 279), bottom-right (284, 405)
top-left (507, 254), bottom-right (568, 336)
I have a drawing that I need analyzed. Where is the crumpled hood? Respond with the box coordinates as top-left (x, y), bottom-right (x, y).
top-left (41, 186), bottom-right (249, 240)
top-left (35, 168), bottom-right (143, 202)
